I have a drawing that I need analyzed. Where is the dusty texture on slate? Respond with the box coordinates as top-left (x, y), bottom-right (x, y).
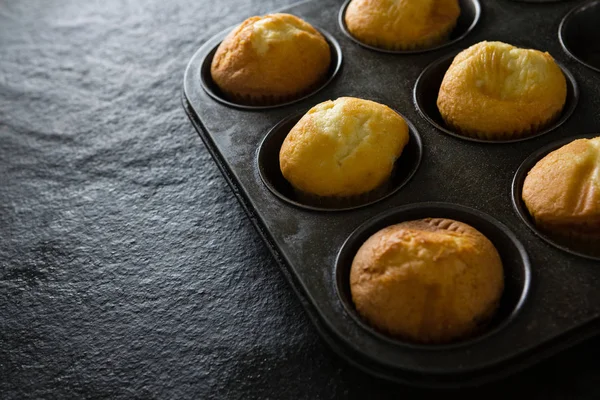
top-left (0, 0), bottom-right (599, 399)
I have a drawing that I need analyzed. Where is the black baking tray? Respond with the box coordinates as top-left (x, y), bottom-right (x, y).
top-left (182, 0), bottom-right (600, 388)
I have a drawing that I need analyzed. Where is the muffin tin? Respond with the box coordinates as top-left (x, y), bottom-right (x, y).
top-left (182, 0), bottom-right (600, 387)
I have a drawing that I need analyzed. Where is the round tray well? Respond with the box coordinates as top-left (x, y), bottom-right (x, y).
top-left (335, 202), bottom-right (531, 349)
top-left (414, 50), bottom-right (579, 143)
top-left (200, 28), bottom-right (343, 110)
top-left (560, 1), bottom-right (600, 72)
top-left (258, 110), bottom-right (423, 212)
top-left (512, 134), bottom-right (600, 261)
top-left (338, 0), bottom-right (481, 54)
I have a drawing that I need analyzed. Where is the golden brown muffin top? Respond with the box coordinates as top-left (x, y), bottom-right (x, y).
top-left (437, 41), bottom-right (567, 138)
top-left (523, 137), bottom-right (600, 228)
top-left (449, 41), bottom-right (564, 101)
top-left (279, 97), bottom-right (409, 197)
top-left (344, 0), bottom-right (460, 49)
top-left (350, 218), bottom-right (504, 343)
top-left (210, 13), bottom-right (331, 98)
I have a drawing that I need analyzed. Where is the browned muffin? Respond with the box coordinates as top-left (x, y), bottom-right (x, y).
top-left (522, 136), bottom-right (600, 252)
top-left (350, 218), bottom-right (504, 344)
top-left (210, 13), bottom-right (331, 105)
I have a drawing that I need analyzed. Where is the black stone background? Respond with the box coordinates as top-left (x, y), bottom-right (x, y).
top-left (1, 0), bottom-right (599, 398)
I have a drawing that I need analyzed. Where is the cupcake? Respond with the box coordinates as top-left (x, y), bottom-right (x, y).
top-left (210, 13), bottom-right (331, 105)
top-left (437, 41), bottom-right (567, 140)
top-left (344, 0), bottom-right (460, 51)
top-left (350, 218), bottom-right (504, 344)
top-left (522, 136), bottom-right (600, 253)
top-left (279, 97), bottom-right (410, 206)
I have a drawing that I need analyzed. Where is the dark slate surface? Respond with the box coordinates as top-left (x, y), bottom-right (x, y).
top-left (0, 0), bottom-right (599, 398)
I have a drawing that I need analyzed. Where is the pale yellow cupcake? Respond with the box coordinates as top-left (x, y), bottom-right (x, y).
top-left (437, 41), bottom-right (567, 140)
top-left (210, 13), bottom-right (331, 105)
top-left (350, 218), bottom-right (504, 343)
top-left (344, 0), bottom-right (460, 51)
top-left (279, 97), bottom-right (409, 205)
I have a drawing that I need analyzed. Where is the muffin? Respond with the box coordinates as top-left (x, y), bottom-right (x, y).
top-left (344, 0), bottom-right (460, 51)
top-left (210, 13), bottom-right (331, 105)
top-left (279, 97), bottom-right (410, 205)
top-left (350, 218), bottom-right (504, 344)
top-left (522, 136), bottom-right (600, 252)
top-left (437, 41), bottom-right (567, 140)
